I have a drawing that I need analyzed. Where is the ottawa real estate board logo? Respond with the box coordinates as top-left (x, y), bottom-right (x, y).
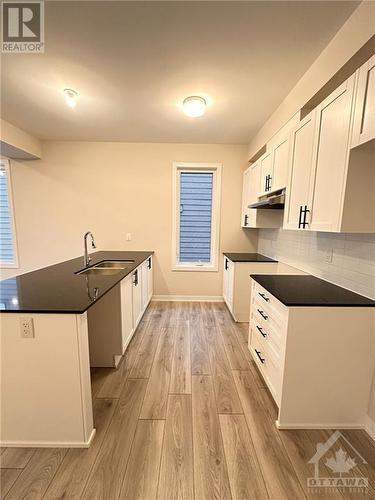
top-left (1, 0), bottom-right (44, 53)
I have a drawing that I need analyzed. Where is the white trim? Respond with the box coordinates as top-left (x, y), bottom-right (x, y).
top-left (364, 415), bottom-right (375, 442)
top-left (152, 295), bottom-right (224, 302)
top-left (276, 421), bottom-right (365, 430)
top-left (0, 428), bottom-right (97, 449)
top-left (172, 162), bottom-right (222, 272)
top-left (0, 157), bottom-right (19, 268)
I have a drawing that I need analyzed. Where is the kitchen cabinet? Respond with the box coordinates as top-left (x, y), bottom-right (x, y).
top-left (223, 257), bottom-right (235, 313)
top-left (283, 111), bottom-right (316, 230)
top-left (241, 161), bottom-right (283, 229)
top-left (285, 69), bottom-right (374, 233)
top-left (132, 266), bottom-right (143, 328)
top-left (352, 54), bottom-right (375, 148)
top-left (222, 256), bottom-right (305, 322)
top-left (259, 150), bottom-right (273, 195)
top-left (147, 256), bottom-right (153, 302)
top-left (141, 256), bottom-right (153, 309)
top-left (248, 278), bottom-right (374, 428)
top-left (270, 134), bottom-right (290, 192)
top-left (120, 274), bottom-right (134, 352)
top-left (308, 74), bottom-right (356, 232)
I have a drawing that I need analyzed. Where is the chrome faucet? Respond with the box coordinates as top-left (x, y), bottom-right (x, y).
top-left (84, 231), bottom-right (96, 267)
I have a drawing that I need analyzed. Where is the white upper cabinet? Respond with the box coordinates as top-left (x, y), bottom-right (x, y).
top-left (283, 111), bottom-right (316, 230)
top-left (351, 54), bottom-right (375, 148)
top-left (259, 150), bottom-right (273, 195)
top-left (241, 160), bottom-right (283, 229)
top-left (270, 134), bottom-right (290, 192)
top-left (308, 74), bottom-right (356, 232)
top-left (241, 166), bottom-right (252, 228)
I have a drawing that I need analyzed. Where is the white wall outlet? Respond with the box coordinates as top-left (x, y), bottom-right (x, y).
top-left (126, 233), bottom-right (132, 241)
top-left (325, 248), bottom-right (333, 264)
top-left (20, 317), bottom-right (34, 338)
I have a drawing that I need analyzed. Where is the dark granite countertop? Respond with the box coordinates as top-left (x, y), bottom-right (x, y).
top-left (223, 252), bottom-right (277, 263)
top-left (0, 251), bottom-right (153, 314)
top-left (250, 274), bottom-right (375, 307)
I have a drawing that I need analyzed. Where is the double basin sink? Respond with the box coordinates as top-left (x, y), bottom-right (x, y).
top-left (76, 260), bottom-right (135, 276)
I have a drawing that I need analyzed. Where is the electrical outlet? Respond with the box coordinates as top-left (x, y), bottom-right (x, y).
top-left (126, 233), bottom-right (132, 241)
top-left (20, 317), bottom-right (34, 338)
top-left (325, 248), bottom-right (333, 264)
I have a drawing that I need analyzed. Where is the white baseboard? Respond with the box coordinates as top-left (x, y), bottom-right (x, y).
top-left (152, 295), bottom-right (224, 302)
top-left (0, 428), bottom-right (96, 448)
top-left (276, 421), bottom-right (364, 430)
top-left (364, 415), bottom-right (375, 441)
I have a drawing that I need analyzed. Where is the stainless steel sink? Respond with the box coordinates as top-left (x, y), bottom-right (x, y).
top-left (95, 260), bottom-right (134, 268)
top-left (76, 260), bottom-right (135, 276)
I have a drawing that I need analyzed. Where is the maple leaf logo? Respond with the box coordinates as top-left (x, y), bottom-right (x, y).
top-left (325, 448), bottom-right (357, 477)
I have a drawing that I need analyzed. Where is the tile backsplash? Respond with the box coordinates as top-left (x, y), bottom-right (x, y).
top-left (258, 229), bottom-right (375, 299)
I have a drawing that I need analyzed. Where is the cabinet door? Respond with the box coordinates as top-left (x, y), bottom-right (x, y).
top-left (283, 112), bottom-right (316, 230)
top-left (132, 267), bottom-right (143, 328)
top-left (352, 54), bottom-right (375, 147)
top-left (121, 274), bottom-right (134, 351)
top-left (223, 259), bottom-right (234, 311)
top-left (241, 167), bottom-right (251, 227)
top-left (271, 135), bottom-right (290, 192)
top-left (309, 75), bottom-right (356, 232)
top-left (248, 160), bottom-right (261, 204)
top-left (141, 261), bottom-right (149, 311)
top-left (259, 151), bottom-right (273, 195)
top-left (147, 256), bottom-right (153, 301)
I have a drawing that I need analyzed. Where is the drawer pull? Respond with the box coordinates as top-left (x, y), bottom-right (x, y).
top-left (257, 309), bottom-right (268, 320)
top-left (258, 292), bottom-right (269, 302)
top-left (255, 349), bottom-right (265, 364)
top-left (256, 325), bottom-right (267, 338)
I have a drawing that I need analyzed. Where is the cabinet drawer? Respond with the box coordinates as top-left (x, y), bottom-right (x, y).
top-left (252, 281), bottom-right (288, 321)
top-left (250, 315), bottom-right (285, 355)
top-left (249, 327), bottom-right (282, 404)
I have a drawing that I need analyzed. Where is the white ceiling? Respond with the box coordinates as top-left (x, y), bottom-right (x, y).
top-left (1, 1), bottom-right (359, 144)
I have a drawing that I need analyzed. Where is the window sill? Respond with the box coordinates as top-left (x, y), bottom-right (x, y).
top-left (172, 264), bottom-right (218, 272)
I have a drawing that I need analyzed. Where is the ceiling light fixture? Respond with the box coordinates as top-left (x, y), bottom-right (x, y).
top-left (64, 88), bottom-right (78, 109)
top-left (183, 96), bottom-right (206, 117)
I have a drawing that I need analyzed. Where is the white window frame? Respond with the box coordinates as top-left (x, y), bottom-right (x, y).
top-left (0, 158), bottom-right (19, 269)
top-left (172, 162), bottom-right (222, 272)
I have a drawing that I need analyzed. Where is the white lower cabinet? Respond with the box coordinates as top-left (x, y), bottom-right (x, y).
top-left (249, 280), bottom-right (374, 428)
top-left (132, 266), bottom-right (143, 329)
top-left (222, 257), bottom-right (305, 322)
top-left (120, 274), bottom-right (134, 353)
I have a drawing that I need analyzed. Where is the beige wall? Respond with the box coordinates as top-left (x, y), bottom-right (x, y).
top-left (0, 119), bottom-right (42, 159)
top-left (247, 1), bottom-right (375, 158)
top-left (2, 141), bottom-right (257, 296)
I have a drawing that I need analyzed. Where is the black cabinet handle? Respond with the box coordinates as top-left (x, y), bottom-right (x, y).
top-left (302, 205), bottom-right (310, 228)
top-left (298, 206), bottom-right (303, 228)
top-left (258, 292), bottom-right (269, 302)
top-left (225, 259), bottom-right (229, 270)
top-left (148, 257), bottom-right (152, 269)
top-left (244, 214), bottom-right (249, 226)
top-left (255, 349), bottom-right (265, 364)
top-left (257, 309), bottom-right (268, 320)
top-left (268, 175), bottom-right (272, 190)
top-left (133, 269), bottom-right (138, 286)
top-left (256, 325), bottom-right (267, 338)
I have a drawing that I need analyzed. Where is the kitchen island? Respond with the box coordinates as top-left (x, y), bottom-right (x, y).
top-left (0, 251), bottom-right (153, 448)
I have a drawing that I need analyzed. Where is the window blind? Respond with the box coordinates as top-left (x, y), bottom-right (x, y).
top-left (179, 172), bottom-right (213, 263)
top-left (0, 162), bottom-right (16, 265)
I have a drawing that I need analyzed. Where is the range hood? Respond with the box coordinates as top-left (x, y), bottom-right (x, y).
top-left (249, 189), bottom-right (285, 210)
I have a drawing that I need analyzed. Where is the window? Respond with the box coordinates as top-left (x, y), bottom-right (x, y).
top-left (172, 162), bottom-right (221, 271)
top-left (0, 159), bottom-right (18, 268)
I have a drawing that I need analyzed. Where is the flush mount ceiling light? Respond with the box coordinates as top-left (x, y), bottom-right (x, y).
top-left (183, 96), bottom-right (206, 117)
top-left (64, 88), bottom-right (78, 108)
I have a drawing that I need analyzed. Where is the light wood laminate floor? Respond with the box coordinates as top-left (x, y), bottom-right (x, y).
top-left (1, 301), bottom-right (374, 499)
